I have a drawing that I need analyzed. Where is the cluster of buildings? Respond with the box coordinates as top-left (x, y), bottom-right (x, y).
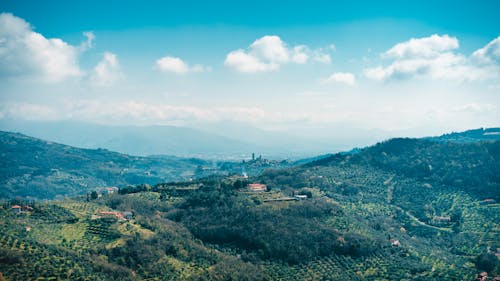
top-left (11, 205), bottom-right (33, 213)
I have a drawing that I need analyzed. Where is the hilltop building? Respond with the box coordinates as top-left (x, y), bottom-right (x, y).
top-left (247, 183), bottom-right (267, 192)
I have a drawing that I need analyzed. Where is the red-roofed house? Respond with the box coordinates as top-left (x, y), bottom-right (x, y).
top-left (247, 183), bottom-right (267, 192)
top-left (11, 205), bottom-right (21, 213)
top-left (104, 187), bottom-right (119, 194)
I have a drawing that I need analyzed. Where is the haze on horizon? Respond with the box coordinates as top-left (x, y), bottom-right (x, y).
top-left (0, 0), bottom-right (499, 155)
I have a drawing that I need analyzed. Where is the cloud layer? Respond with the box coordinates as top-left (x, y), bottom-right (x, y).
top-left (224, 35), bottom-right (331, 73)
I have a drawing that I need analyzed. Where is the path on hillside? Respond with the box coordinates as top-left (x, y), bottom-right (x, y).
top-left (392, 205), bottom-right (452, 232)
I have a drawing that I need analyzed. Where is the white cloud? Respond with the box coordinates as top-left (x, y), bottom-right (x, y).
top-left (291, 45), bottom-right (309, 64)
top-left (80, 31), bottom-right (95, 51)
top-left (473, 36), bottom-right (500, 65)
top-left (224, 50), bottom-right (278, 73)
top-left (250, 35), bottom-right (290, 63)
top-left (89, 52), bottom-right (122, 86)
top-left (313, 51), bottom-right (331, 64)
top-left (384, 34), bottom-right (459, 59)
top-left (323, 72), bottom-right (356, 86)
top-left (364, 34), bottom-right (496, 81)
top-left (0, 13), bottom-right (83, 82)
top-left (225, 35), bottom-right (331, 73)
top-left (155, 56), bottom-right (208, 74)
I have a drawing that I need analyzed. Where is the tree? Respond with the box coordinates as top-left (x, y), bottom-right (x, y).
top-left (475, 253), bottom-right (499, 273)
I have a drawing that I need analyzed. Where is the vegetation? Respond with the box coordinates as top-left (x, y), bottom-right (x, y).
top-left (0, 131), bottom-right (293, 200)
top-left (0, 131), bottom-right (499, 280)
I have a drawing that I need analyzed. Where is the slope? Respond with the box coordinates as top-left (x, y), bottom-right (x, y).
top-left (0, 131), bottom-right (210, 199)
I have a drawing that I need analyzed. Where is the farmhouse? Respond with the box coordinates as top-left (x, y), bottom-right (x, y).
top-left (390, 239), bottom-right (401, 247)
top-left (433, 216), bottom-right (452, 225)
top-left (99, 211), bottom-right (126, 221)
top-left (98, 210), bottom-right (133, 221)
top-left (103, 187), bottom-right (119, 194)
top-left (247, 183), bottom-right (267, 192)
top-left (11, 205), bottom-right (21, 213)
top-left (122, 211), bottom-right (134, 220)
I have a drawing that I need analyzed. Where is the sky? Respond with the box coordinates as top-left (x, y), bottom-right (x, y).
top-left (0, 0), bottom-right (499, 138)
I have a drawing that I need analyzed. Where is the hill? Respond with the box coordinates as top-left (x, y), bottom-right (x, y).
top-left (0, 137), bottom-right (498, 280)
top-left (0, 131), bottom-right (296, 200)
top-left (426, 127), bottom-right (500, 143)
top-left (0, 131), bottom-right (211, 199)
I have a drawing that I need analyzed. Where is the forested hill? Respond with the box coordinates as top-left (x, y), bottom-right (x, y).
top-left (305, 138), bottom-right (500, 200)
top-left (0, 134), bottom-right (499, 280)
top-left (426, 127), bottom-right (500, 143)
top-left (0, 131), bottom-right (209, 199)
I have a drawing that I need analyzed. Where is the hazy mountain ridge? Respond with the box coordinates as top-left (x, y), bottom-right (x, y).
top-left (0, 120), bottom-right (259, 158)
top-left (0, 120), bottom-right (427, 159)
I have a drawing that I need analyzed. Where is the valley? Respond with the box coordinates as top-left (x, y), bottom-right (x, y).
top-left (0, 129), bottom-right (499, 280)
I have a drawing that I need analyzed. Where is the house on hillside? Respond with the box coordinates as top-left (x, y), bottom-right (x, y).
top-left (11, 205), bottom-right (21, 213)
top-left (433, 216), bottom-right (451, 225)
top-left (294, 194), bottom-right (308, 200)
top-left (247, 183), bottom-right (267, 192)
top-left (390, 239), bottom-right (401, 247)
top-left (103, 187), bottom-right (119, 195)
top-left (122, 211), bottom-right (133, 220)
top-left (99, 210), bottom-right (133, 221)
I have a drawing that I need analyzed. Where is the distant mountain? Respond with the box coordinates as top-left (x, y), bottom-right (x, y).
top-left (0, 120), bottom-right (390, 159)
top-left (0, 120), bottom-right (259, 158)
top-left (426, 127), bottom-right (500, 143)
top-left (0, 131), bottom-right (212, 199)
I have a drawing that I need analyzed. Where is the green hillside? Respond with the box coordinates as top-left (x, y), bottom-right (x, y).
top-left (426, 128), bottom-right (500, 143)
top-left (0, 131), bottom-right (210, 199)
top-left (0, 138), bottom-right (498, 280)
top-left (0, 131), bottom-right (295, 200)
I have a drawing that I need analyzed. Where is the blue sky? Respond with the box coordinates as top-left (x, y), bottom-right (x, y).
top-left (0, 0), bottom-right (499, 137)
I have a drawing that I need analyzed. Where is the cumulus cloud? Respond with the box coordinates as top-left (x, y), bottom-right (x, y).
top-left (364, 34), bottom-right (496, 82)
top-left (323, 72), bottom-right (356, 86)
top-left (224, 49), bottom-right (279, 73)
top-left (155, 56), bottom-right (208, 74)
top-left (384, 34), bottom-right (459, 59)
top-left (89, 52), bottom-right (122, 86)
top-left (473, 36), bottom-right (500, 65)
top-left (225, 35), bottom-right (331, 73)
top-left (0, 13), bottom-right (83, 82)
